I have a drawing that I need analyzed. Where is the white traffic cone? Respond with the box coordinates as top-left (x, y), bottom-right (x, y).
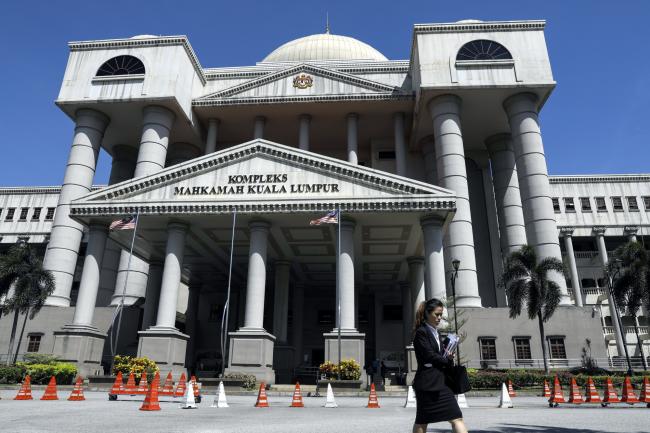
top-left (404, 386), bottom-right (416, 408)
top-left (457, 393), bottom-right (469, 408)
top-left (498, 382), bottom-right (513, 408)
top-left (324, 383), bottom-right (338, 408)
top-left (211, 381), bottom-right (229, 408)
top-left (180, 380), bottom-right (198, 409)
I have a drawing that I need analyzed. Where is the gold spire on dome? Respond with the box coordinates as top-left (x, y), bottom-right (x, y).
top-left (325, 12), bottom-right (330, 34)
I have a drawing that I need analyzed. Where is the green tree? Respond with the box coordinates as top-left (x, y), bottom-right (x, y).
top-left (610, 240), bottom-right (649, 370)
top-left (501, 245), bottom-right (564, 374)
top-left (0, 242), bottom-right (55, 364)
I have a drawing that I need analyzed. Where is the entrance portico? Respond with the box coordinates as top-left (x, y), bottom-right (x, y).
top-left (66, 139), bottom-right (455, 383)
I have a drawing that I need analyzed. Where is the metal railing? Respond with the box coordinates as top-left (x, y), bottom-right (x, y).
top-left (466, 357), bottom-right (649, 370)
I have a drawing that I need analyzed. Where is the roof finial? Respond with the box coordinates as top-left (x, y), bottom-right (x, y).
top-left (325, 12), bottom-right (330, 34)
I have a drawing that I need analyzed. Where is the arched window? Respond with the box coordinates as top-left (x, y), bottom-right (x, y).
top-left (96, 55), bottom-right (145, 76)
top-left (456, 40), bottom-right (512, 61)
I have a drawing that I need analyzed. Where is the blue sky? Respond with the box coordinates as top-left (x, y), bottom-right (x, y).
top-left (0, 0), bottom-right (648, 186)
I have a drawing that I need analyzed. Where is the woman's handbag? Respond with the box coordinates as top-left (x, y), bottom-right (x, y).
top-left (445, 364), bottom-right (471, 394)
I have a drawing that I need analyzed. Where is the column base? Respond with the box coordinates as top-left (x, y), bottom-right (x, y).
top-left (52, 324), bottom-right (106, 377)
top-left (323, 329), bottom-right (366, 386)
top-left (405, 345), bottom-right (417, 385)
top-left (137, 326), bottom-right (189, 376)
top-left (224, 328), bottom-right (276, 384)
top-left (273, 344), bottom-right (295, 384)
top-left (455, 295), bottom-right (483, 308)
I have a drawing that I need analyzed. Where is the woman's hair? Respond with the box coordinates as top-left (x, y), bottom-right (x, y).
top-left (413, 298), bottom-right (444, 334)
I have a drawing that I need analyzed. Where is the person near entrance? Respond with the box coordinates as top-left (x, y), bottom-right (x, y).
top-left (411, 298), bottom-right (468, 433)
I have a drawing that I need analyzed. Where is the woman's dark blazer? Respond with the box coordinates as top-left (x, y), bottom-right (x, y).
top-left (411, 324), bottom-right (451, 392)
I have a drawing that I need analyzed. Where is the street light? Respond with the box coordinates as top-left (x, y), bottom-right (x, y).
top-left (450, 259), bottom-right (461, 366)
top-left (605, 259), bottom-right (633, 375)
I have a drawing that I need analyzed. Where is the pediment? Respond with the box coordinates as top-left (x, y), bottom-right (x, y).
top-left (70, 139), bottom-right (455, 218)
top-left (195, 64), bottom-right (409, 103)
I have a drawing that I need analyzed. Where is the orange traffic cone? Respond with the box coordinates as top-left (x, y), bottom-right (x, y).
top-left (190, 375), bottom-right (200, 400)
top-left (109, 371), bottom-right (124, 396)
top-left (584, 377), bottom-right (601, 403)
top-left (174, 372), bottom-right (187, 397)
top-left (255, 382), bottom-right (269, 407)
top-left (367, 382), bottom-right (380, 408)
top-left (507, 380), bottom-right (516, 397)
top-left (602, 377), bottom-right (620, 404)
top-left (159, 372), bottom-right (174, 396)
top-left (548, 376), bottom-right (565, 407)
top-left (125, 372), bottom-right (137, 394)
top-left (639, 377), bottom-right (650, 404)
top-left (621, 376), bottom-right (639, 404)
top-left (568, 377), bottom-right (584, 404)
top-left (140, 371), bottom-right (161, 411)
top-left (14, 375), bottom-right (33, 400)
top-left (40, 376), bottom-right (59, 401)
top-left (137, 372), bottom-right (149, 394)
top-left (543, 380), bottom-right (551, 398)
top-left (68, 376), bottom-right (85, 401)
top-left (290, 382), bottom-right (304, 407)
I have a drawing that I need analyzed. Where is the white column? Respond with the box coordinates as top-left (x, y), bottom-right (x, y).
top-left (394, 112), bottom-right (407, 176)
top-left (243, 220), bottom-right (271, 330)
top-left (298, 114), bottom-right (311, 151)
top-left (407, 257), bottom-right (425, 315)
top-left (253, 116), bottom-right (266, 139)
top-left (427, 95), bottom-right (481, 307)
top-left (111, 252), bottom-right (149, 306)
top-left (504, 93), bottom-right (569, 304)
top-left (400, 281), bottom-right (413, 346)
top-left (594, 226), bottom-right (626, 356)
top-left (561, 228), bottom-right (583, 307)
top-left (347, 113), bottom-right (358, 164)
top-left (71, 223), bottom-right (108, 327)
top-left (205, 118), bottom-right (219, 154)
top-left (339, 219), bottom-right (356, 330)
top-left (421, 215), bottom-right (447, 301)
top-left (134, 105), bottom-right (175, 178)
top-left (485, 133), bottom-right (527, 255)
top-left (185, 284), bottom-right (200, 366)
top-left (272, 260), bottom-right (291, 343)
top-left (141, 262), bottom-right (163, 330)
top-left (166, 142), bottom-right (201, 166)
top-left (108, 145), bottom-right (137, 185)
top-left (44, 109), bottom-right (109, 306)
top-left (154, 222), bottom-right (188, 329)
top-left (292, 283), bottom-right (305, 367)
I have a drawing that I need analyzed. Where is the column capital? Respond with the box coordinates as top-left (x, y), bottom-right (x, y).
top-left (255, 115), bottom-right (267, 122)
top-left (624, 225), bottom-right (639, 235)
top-left (503, 92), bottom-right (539, 116)
top-left (426, 94), bottom-right (462, 119)
top-left (559, 226), bottom-right (575, 236)
top-left (346, 112), bottom-right (359, 120)
top-left (484, 133), bottom-right (513, 154)
top-left (249, 219), bottom-right (271, 232)
top-left (340, 217), bottom-right (356, 231)
top-left (142, 105), bottom-right (176, 129)
top-left (299, 113), bottom-right (311, 122)
top-left (393, 111), bottom-right (405, 121)
top-left (88, 221), bottom-right (109, 233)
top-left (592, 226), bottom-right (607, 236)
top-left (74, 108), bottom-right (110, 131)
top-left (420, 214), bottom-right (446, 228)
top-left (208, 118), bottom-right (220, 126)
top-left (168, 221), bottom-right (189, 233)
top-left (406, 256), bottom-right (424, 266)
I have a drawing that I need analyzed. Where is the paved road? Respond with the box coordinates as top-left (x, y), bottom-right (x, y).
top-left (0, 391), bottom-right (648, 432)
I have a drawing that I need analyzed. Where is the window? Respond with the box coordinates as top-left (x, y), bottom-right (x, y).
top-left (382, 305), bottom-right (402, 321)
top-left (479, 337), bottom-right (497, 361)
top-left (32, 208), bottom-right (42, 221)
top-left (581, 278), bottom-right (596, 288)
top-left (611, 196), bottom-right (623, 212)
top-left (595, 197), bottom-right (607, 212)
top-left (643, 196), bottom-right (650, 210)
top-left (580, 197), bottom-right (592, 212)
top-left (548, 337), bottom-right (567, 359)
top-left (563, 197), bottom-right (575, 213)
top-left (208, 304), bottom-right (221, 322)
top-left (96, 55), bottom-right (145, 76)
top-left (552, 197), bottom-right (561, 213)
top-left (377, 151), bottom-right (396, 160)
top-left (513, 338), bottom-right (532, 361)
top-left (27, 335), bottom-right (41, 352)
top-left (19, 207), bottom-right (29, 220)
top-left (5, 208), bottom-right (15, 220)
top-left (456, 40), bottom-right (512, 61)
top-left (627, 196), bottom-right (639, 211)
top-left (45, 207), bottom-right (55, 220)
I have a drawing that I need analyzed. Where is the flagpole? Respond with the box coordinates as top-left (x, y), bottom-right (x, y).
top-left (336, 206), bottom-right (341, 380)
top-left (110, 209), bottom-right (140, 371)
top-left (220, 208), bottom-right (237, 377)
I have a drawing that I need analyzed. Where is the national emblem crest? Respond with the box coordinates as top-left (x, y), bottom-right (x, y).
top-left (292, 73), bottom-right (313, 89)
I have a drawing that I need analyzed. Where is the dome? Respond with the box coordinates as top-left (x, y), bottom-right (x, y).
top-left (456, 19), bottom-right (483, 23)
top-left (262, 33), bottom-right (387, 62)
top-left (130, 34), bottom-right (158, 39)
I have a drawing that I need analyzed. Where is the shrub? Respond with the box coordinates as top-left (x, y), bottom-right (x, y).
top-left (16, 362), bottom-right (77, 385)
top-left (318, 359), bottom-right (361, 380)
top-left (223, 372), bottom-right (257, 390)
top-left (319, 361), bottom-right (337, 378)
top-left (112, 355), bottom-right (159, 383)
top-left (21, 353), bottom-right (60, 365)
top-left (0, 365), bottom-right (25, 384)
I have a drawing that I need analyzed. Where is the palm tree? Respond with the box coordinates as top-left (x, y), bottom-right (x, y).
top-left (501, 245), bottom-right (564, 374)
top-left (0, 242), bottom-right (55, 364)
top-left (610, 241), bottom-right (649, 370)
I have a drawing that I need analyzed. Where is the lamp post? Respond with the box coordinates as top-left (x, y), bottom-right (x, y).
top-left (450, 259), bottom-right (461, 366)
top-left (605, 259), bottom-right (633, 375)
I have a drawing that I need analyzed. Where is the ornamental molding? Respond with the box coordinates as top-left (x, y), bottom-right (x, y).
top-left (68, 36), bottom-right (207, 85)
top-left (192, 92), bottom-right (413, 107)
top-left (592, 226), bottom-right (608, 235)
top-left (624, 226), bottom-right (639, 234)
top-left (549, 174), bottom-right (650, 184)
top-left (413, 20), bottom-right (545, 35)
top-left (0, 185), bottom-right (105, 195)
top-left (559, 227), bottom-right (575, 236)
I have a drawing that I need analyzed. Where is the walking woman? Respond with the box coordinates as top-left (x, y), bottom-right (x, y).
top-left (412, 298), bottom-right (468, 433)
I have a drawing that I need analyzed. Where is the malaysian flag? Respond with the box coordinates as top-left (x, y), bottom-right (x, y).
top-left (309, 210), bottom-right (339, 225)
top-left (109, 214), bottom-right (138, 231)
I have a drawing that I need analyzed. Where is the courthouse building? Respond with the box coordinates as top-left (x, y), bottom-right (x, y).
top-left (0, 19), bottom-right (648, 382)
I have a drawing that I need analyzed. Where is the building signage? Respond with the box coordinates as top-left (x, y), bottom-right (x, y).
top-left (173, 173), bottom-right (340, 196)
